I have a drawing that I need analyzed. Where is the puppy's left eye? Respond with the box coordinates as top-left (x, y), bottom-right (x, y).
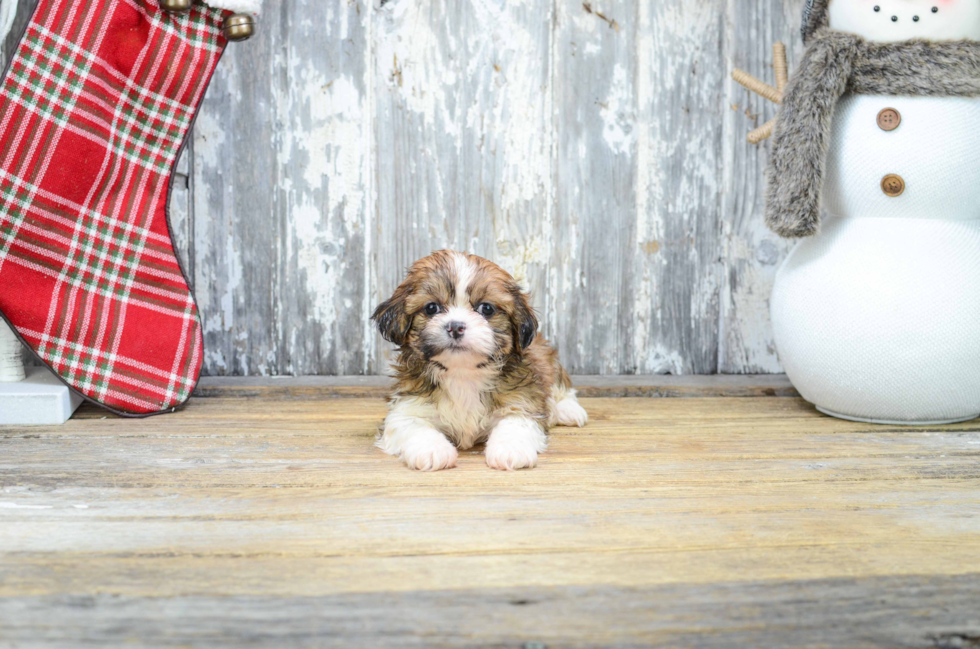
top-left (477, 303), bottom-right (496, 318)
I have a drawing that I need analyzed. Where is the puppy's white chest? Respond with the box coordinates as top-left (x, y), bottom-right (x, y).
top-left (434, 366), bottom-right (495, 449)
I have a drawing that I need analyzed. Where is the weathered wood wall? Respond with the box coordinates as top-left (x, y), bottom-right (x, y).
top-left (1, 0), bottom-right (806, 376)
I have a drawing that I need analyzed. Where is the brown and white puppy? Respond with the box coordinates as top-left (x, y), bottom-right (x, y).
top-left (372, 250), bottom-right (587, 471)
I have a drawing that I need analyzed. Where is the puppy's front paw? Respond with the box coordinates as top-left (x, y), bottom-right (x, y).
top-left (485, 438), bottom-right (537, 471)
top-left (401, 434), bottom-right (458, 472)
top-left (555, 396), bottom-right (588, 427)
top-left (485, 416), bottom-right (547, 471)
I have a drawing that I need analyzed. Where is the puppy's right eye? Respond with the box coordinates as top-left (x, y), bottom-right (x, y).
top-left (424, 302), bottom-right (441, 316)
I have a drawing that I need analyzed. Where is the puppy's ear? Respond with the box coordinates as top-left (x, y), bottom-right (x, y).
top-left (511, 289), bottom-right (539, 352)
top-left (372, 290), bottom-right (411, 346)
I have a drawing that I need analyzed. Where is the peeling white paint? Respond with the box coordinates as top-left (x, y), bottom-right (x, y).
top-left (299, 74), bottom-right (365, 222)
top-left (219, 232), bottom-right (242, 334)
top-left (288, 199), bottom-right (346, 329)
top-left (193, 110), bottom-right (227, 175)
top-left (182, 0), bottom-right (787, 377)
top-left (600, 64), bottom-right (635, 155)
top-left (638, 344), bottom-right (687, 375)
top-left (281, 60), bottom-right (364, 339)
top-left (722, 228), bottom-right (792, 373)
top-left (634, 0), bottom-right (660, 371)
top-left (375, 0), bottom-right (460, 141)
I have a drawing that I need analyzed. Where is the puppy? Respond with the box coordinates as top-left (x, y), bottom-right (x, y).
top-left (372, 250), bottom-right (587, 471)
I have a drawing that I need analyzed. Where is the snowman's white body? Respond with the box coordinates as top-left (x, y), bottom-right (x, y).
top-left (771, 95), bottom-right (980, 423)
top-left (768, 1), bottom-right (980, 424)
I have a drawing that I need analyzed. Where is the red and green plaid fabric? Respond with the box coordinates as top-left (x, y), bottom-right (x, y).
top-left (0, 0), bottom-right (229, 415)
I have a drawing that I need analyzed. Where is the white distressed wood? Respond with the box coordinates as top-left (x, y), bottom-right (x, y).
top-left (191, 1), bottom-right (373, 376)
top-left (204, 0), bottom-right (788, 377)
top-left (0, 0), bottom-right (814, 377)
top-left (192, 6), bottom-right (281, 376)
top-left (551, 0), bottom-right (636, 374)
top-left (0, 0), bottom-right (33, 68)
top-left (371, 0), bottom-right (555, 368)
top-left (169, 147), bottom-right (192, 280)
top-left (719, 0), bottom-right (802, 373)
top-left (0, 318), bottom-right (24, 381)
top-left (275, 1), bottom-right (372, 375)
top-left (548, 0), bottom-right (727, 375)
top-left (634, 0), bottom-right (727, 374)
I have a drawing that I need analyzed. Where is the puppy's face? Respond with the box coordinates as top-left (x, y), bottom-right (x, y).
top-left (372, 251), bottom-right (538, 369)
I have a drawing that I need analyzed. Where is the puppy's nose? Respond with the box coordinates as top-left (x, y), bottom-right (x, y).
top-left (447, 321), bottom-right (466, 340)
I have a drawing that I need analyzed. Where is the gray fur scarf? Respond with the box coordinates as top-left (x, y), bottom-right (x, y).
top-left (766, 28), bottom-right (980, 238)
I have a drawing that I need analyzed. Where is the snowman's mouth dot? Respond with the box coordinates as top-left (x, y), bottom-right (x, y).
top-left (913, 15), bottom-right (920, 22)
top-left (892, 15), bottom-right (899, 22)
top-left (933, 6), bottom-right (939, 13)
top-left (874, 5), bottom-right (880, 12)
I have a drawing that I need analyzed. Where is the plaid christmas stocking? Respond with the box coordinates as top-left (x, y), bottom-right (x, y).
top-left (0, 0), bottom-right (255, 416)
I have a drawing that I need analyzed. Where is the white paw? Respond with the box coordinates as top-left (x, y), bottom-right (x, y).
top-left (485, 416), bottom-right (547, 471)
top-left (400, 434), bottom-right (458, 472)
top-left (555, 397), bottom-right (588, 427)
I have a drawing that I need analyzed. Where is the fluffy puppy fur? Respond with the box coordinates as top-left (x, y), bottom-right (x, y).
top-left (372, 250), bottom-right (587, 472)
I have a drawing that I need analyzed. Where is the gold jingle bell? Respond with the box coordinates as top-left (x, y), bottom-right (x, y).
top-left (222, 13), bottom-right (255, 42)
top-left (159, 0), bottom-right (193, 13)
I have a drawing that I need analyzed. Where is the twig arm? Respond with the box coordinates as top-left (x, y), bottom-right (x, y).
top-left (732, 42), bottom-right (790, 144)
top-left (773, 42), bottom-right (789, 92)
top-left (747, 119), bottom-right (776, 145)
top-left (732, 68), bottom-right (782, 105)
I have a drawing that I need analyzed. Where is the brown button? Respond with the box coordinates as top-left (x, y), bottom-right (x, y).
top-left (877, 108), bottom-right (901, 131)
top-left (881, 174), bottom-right (905, 197)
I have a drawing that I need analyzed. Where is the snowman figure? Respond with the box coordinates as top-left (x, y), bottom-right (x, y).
top-left (765, 0), bottom-right (980, 424)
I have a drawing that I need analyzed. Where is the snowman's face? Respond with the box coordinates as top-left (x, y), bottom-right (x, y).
top-left (828, 0), bottom-right (980, 41)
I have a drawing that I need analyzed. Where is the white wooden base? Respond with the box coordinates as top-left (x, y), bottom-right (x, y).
top-left (0, 367), bottom-right (82, 425)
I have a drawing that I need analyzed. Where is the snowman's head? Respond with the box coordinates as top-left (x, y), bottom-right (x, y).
top-left (826, 0), bottom-right (980, 42)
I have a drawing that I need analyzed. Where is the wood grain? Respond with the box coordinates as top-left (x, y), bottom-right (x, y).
top-left (633, 0), bottom-right (727, 375)
top-left (275, 0), bottom-right (372, 376)
top-left (552, 0), bottom-right (636, 373)
top-left (719, 0), bottom-right (802, 373)
top-left (2, 576), bottom-right (978, 647)
top-left (1, 396), bottom-right (979, 644)
top-left (185, 374), bottom-right (799, 400)
top-left (189, 3), bottom-right (280, 377)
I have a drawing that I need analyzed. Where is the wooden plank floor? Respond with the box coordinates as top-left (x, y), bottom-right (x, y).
top-left (2, 392), bottom-right (980, 647)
